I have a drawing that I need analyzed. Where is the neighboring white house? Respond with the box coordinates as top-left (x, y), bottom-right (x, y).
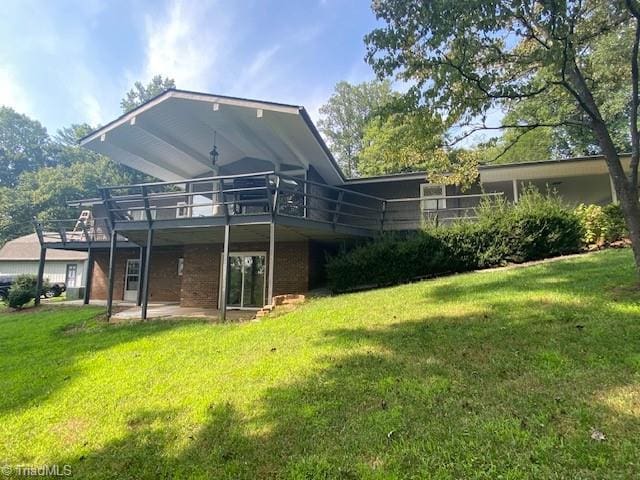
top-left (0, 233), bottom-right (88, 287)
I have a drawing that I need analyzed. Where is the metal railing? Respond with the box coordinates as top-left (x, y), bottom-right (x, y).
top-left (35, 172), bottom-right (505, 244)
top-left (98, 171), bottom-right (387, 231)
top-left (382, 192), bottom-right (504, 230)
top-left (36, 216), bottom-right (114, 245)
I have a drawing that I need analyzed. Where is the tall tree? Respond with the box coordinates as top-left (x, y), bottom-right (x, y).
top-left (318, 80), bottom-right (396, 177)
top-left (0, 107), bottom-right (57, 187)
top-left (120, 75), bottom-right (176, 113)
top-left (366, 0), bottom-right (640, 274)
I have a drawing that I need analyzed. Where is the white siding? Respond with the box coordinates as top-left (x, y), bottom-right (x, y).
top-left (0, 261), bottom-right (86, 286)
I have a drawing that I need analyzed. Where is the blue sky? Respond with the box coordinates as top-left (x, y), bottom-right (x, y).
top-left (1, 0), bottom-right (381, 134)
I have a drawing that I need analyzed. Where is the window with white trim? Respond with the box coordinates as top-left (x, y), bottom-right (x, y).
top-left (420, 184), bottom-right (446, 212)
top-left (176, 201), bottom-right (190, 218)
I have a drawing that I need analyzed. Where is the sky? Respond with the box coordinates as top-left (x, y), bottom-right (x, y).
top-left (0, 0), bottom-right (382, 135)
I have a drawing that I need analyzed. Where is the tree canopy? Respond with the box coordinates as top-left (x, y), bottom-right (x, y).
top-left (318, 80), bottom-right (396, 177)
top-left (365, 0), bottom-right (640, 272)
top-left (120, 75), bottom-right (176, 113)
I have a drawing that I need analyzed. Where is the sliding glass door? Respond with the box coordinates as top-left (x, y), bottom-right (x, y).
top-left (223, 253), bottom-right (266, 309)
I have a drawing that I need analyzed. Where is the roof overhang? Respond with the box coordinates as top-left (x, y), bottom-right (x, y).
top-left (81, 89), bottom-right (346, 185)
top-left (479, 155), bottom-right (629, 183)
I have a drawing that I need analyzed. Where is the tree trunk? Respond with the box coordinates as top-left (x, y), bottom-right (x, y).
top-left (591, 119), bottom-right (640, 275)
top-left (616, 180), bottom-right (640, 272)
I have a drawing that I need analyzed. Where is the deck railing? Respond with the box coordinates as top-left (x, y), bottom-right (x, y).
top-left (98, 171), bottom-right (386, 231)
top-left (35, 172), bottom-right (504, 245)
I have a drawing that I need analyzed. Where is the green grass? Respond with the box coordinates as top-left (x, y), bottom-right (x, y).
top-left (1, 249), bottom-right (640, 479)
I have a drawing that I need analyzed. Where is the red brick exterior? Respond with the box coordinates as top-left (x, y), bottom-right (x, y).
top-left (90, 241), bottom-right (310, 308)
top-left (91, 247), bottom-right (183, 302)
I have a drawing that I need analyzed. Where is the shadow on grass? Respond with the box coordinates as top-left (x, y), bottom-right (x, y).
top-left (49, 252), bottom-right (640, 478)
top-left (0, 306), bottom-right (211, 415)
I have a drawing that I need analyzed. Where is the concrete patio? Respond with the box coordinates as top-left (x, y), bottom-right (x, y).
top-left (44, 299), bottom-right (255, 322)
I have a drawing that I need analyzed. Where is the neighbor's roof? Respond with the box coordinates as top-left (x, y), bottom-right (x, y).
top-left (0, 234), bottom-right (88, 261)
top-left (80, 88), bottom-right (346, 185)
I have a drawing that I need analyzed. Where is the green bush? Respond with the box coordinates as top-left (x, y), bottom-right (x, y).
top-left (575, 203), bottom-right (628, 245)
top-left (326, 188), bottom-right (583, 292)
top-left (7, 274), bottom-right (38, 309)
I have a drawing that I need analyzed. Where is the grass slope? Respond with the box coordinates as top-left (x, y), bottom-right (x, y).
top-left (1, 249), bottom-right (640, 479)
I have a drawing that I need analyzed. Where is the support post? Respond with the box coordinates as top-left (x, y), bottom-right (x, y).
top-left (34, 247), bottom-right (47, 306)
top-left (106, 230), bottom-right (117, 320)
top-left (83, 245), bottom-right (94, 305)
top-left (136, 246), bottom-right (145, 306)
top-left (610, 175), bottom-right (618, 204)
top-left (141, 229), bottom-right (153, 320)
top-left (219, 222), bottom-right (230, 322)
top-left (512, 179), bottom-right (519, 203)
top-left (267, 221), bottom-right (275, 306)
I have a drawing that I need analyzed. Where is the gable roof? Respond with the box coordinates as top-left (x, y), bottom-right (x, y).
top-left (0, 234), bottom-right (87, 261)
top-left (80, 88), bottom-right (346, 185)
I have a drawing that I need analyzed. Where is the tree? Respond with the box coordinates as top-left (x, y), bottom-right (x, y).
top-left (0, 107), bottom-right (57, 187)
top-left (366, 0), bottom-right (640, 273)
top-left (318, 80), bottom-right (396, 177)
top-left (120, 75), bottom-right (176, 113)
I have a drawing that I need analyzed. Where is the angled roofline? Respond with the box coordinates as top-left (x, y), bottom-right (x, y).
top-left (78, 88), bottom-right (346, 183)
top-left (79, 88), bottom-right (304, 145)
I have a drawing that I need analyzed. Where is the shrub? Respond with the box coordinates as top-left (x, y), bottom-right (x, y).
top-left (575, 203), bottom-right (628, 245)
top-left (602, 203), bottom-right (627, 242)
top-left (7, 274), bottom-right (38, 309)
top-left (326, 187), bottom-right (583, 292)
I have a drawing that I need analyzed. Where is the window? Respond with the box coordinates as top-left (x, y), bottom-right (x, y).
top-left (128, 207), bottom-right (157, 221)
top-left (176, 202), bottom-right (190, 218)
top-left (420, 184), bottom-right (446, 212)
top-left (177, 258), bottom-right (184, 276)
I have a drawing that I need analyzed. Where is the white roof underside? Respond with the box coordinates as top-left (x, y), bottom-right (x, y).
top-left (81, 90), bottom-right (344, 184)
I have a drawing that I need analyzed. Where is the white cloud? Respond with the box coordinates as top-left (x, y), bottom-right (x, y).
top-left (0, 67), bottom-right (33, 116)
top-left (141, 0), bottom-right (230, 91)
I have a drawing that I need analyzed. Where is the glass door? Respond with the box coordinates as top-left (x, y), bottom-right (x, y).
top-left (223, 253), bottom-right (266, 309)
top-left (124, 259), bottom-right (140, 302)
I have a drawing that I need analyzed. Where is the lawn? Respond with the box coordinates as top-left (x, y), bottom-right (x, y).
top-left (1, 248), bottom-right (640, 479)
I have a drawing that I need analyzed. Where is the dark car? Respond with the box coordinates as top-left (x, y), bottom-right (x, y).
top-left (0, 276), bottom-right (66, 302)
top-left (0, 276), bottom-right (14, 302)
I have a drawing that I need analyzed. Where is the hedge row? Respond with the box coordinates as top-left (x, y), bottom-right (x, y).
top-left (326, 189), bottom-right (584, 292)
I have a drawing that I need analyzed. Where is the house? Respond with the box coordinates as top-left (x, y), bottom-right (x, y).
top-left (0, 233), bottom-right (87, 291)
top-left (34, 89), bottom-right (623, 319)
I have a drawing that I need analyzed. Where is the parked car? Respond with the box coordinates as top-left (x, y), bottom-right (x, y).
top-left (0, 276), bottom-right (65, 302)
top-left (0, 276), bottom-right (14, 302)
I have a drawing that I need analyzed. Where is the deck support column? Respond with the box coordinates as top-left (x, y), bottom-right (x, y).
top-left (609, 175), bottom-right (618, 204)
top-left (512, 179), bottom-right (519, 203)
top-left (136, 246), bottom-right (145, 306)
top-left (83, 245), bottom-right (94, 305)
top-left (34, 247), bottom-right (47, 306)
top-left (106, 231), bottom-right (117, 320)
top-left (267, 221), bottom-right (275, 306)
top-left (219, 223), bottom-right (231, 322)
top-left (141, 229), bottom-right (153, 320)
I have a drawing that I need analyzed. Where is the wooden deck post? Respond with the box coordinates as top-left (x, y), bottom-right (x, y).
top-left (34, 247), bottom-right (47, 306)
top-left (267, 221), bottom-right (275, 306)
top-left (106, 230), bottom-right (117, 320)
top-left (141, 229), bottom-right (153, 320)
top-left (219, 222), bottom-right (230, 322)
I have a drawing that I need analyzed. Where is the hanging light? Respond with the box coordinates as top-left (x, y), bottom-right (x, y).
top-left (209, 130), bottom-right (219, 167)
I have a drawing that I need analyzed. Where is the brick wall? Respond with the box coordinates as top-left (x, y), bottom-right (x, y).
top-left (180, 241), bottom-right (309, 308)
top-left (90, 247), bottom-right (183, 302)
top-left (90, 241), bottom-right (310, 308)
